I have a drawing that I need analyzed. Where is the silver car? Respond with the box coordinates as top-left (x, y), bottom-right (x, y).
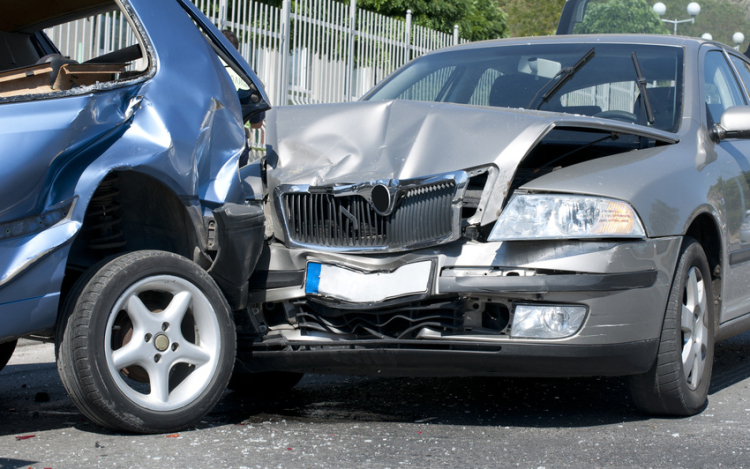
top-left (244, 34), bottom-right (750, 416)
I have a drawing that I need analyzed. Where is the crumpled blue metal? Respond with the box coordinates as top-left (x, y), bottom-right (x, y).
top-left (0, 0), bottom-right (270, 341)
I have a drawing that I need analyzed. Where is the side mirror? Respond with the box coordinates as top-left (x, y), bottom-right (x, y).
top-left (713, 106), bottom-right (750, 140)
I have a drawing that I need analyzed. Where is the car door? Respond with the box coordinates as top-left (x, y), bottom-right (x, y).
top-left (705, 48), bottom-right (750, 322)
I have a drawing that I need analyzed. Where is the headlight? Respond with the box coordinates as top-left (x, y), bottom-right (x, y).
top-left (488, 194), bottom-right (645, 241)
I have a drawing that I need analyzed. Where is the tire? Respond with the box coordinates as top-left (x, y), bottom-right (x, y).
top-left (0, 340), bottom-right (17, 373)
top-left (56, 250), bottom-right (236, 433)
top-left (228, 371), bottom-right (304, 397)
top-left (629, 237), bottom-right (715, 416)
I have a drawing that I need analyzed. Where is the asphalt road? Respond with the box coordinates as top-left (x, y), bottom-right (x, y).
top-left (2, 334), bottom-right (750, 469)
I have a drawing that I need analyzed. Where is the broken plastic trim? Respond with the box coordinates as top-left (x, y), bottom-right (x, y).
top-left (0, 199), bottom-right (75, 242)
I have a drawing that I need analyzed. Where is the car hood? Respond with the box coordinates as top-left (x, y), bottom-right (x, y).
top-left (265, 99), bottom-right (678, 225)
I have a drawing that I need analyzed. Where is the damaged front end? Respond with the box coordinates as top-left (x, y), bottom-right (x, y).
top-left (246, 91), bottom-right (684, 377)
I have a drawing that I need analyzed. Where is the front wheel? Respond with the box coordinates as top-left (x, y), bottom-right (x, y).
top-left (629, 237), bottom-right (715, 416)
top-left (57, 251), bottom-right (236, 433)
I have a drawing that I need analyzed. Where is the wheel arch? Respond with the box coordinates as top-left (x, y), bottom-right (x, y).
top-left (59, 170), bottom-right (207, 321)
top-left (684, 210), bottom-right (723, 329)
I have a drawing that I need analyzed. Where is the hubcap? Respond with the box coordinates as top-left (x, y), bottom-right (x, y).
top-left (104, 275), bottom-right (221, 411)
top-left (681, 266), bottom-right (709, 390)
top-left (154, 334), bottom-right (170, 352)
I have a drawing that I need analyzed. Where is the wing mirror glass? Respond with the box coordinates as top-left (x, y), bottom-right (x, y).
top-left (713, 106), bottom-right (750, 140)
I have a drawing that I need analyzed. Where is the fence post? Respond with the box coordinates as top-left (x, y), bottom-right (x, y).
top-left (404, 9), bottom-right (412, 64)
top-left (453, 24), bottom-right (459, 45)
top-left (345, 0), bottom-right (357, 101)
top-left (279, 0), bottom-right (291, 106)
top-left (218, 0), bottom-right (228, 28)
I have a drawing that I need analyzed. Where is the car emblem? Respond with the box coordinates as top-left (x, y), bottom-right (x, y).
top-left (371, 183), bottom-right (393, 215)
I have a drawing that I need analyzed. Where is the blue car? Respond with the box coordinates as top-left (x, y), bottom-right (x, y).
top-left (0, 0), bottom-right (269, 433)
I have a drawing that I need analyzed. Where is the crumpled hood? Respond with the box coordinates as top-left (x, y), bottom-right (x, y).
top-left (265, 99), bottom-right (677, 225)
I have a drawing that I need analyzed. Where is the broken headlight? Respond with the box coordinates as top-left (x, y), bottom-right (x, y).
top-left (488, 194), bottom-right (645, 241)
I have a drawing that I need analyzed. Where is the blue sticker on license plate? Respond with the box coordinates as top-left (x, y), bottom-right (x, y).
top-left (305, 262), bottom-right (322, 294)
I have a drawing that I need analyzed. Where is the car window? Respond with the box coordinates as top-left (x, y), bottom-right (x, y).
top-left (395, 66), bottom-right (457, 102)
top-left (560, 81), bottom-right (636, 113)
top-left (0, 1), bottom-right (148, 101)
top-left (730, 55), bottom-right (750, 98)
top-left (704, 51), bottom-right (746, 126)
top-left (366, 43), bottom-right (684, 132)
top-left (468, 68), bottom-right (501, 106)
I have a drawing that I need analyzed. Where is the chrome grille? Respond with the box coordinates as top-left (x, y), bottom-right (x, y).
top-left (282, 181), bottom-right (456, 249)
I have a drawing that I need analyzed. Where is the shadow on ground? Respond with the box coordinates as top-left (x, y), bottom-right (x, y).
top-left (710, 330), bottom-right (750, 394)
top-left (0, 458), bottom-right (39, 469)
top-left (218, 373), bottom-right (643, 429)
top-left (2, 331), bottom-right (749, 436)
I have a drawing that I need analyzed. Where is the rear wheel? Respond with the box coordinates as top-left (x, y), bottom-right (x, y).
top-left (629, 237), bottom-right (714, 416)
top-left (57, 250), bottom-right (236, 433)
top-left (0, 340), bottom-right (17, 373)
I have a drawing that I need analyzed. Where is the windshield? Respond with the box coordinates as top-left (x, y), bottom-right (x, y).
top-left (364, 43), bottom-right (684, 133)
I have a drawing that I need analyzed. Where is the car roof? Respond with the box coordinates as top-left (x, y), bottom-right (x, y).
top-left (431, 34), bottom-right (727, 56)
top-left (0, 0), bottom-right (116, 33)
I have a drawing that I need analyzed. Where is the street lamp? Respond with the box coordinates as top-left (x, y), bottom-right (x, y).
top-left (653, 2), bottom-right (701, 35)
top-left (701, 33), bottom-right (713, 40)
top-left (733, 32), bottom-right (745, 51)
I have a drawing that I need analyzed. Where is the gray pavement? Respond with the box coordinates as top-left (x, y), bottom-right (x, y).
top-left (1, 334), bottom-right (750, 468)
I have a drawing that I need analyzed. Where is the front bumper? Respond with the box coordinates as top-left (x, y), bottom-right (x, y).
top-left (245, 338), bottom-right (659, 377)
top-left (245, 236), bottom-right (681, 376)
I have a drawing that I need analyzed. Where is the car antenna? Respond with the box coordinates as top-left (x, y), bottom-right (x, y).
top-left (631, 51), bottom-right (655, 125)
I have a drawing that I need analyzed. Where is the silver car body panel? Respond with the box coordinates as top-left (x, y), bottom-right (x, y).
top-left (265, 98), bottom-right (678, 236)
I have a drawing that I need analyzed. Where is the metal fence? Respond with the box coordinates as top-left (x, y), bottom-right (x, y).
top-left (560, 81), bottom-right (641, 113)
top-left (45, 10), bottom-right (138, 64)
top-left (211, 0), bottom-right (466, 105)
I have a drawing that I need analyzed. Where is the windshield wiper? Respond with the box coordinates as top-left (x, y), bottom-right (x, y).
top-left (529, 47), bottom-right (595, 110)
top-left (631, 51), bottom-right (655, 125)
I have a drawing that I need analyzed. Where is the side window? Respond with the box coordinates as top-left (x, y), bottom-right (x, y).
top-left (730, 55), bottom-right (750, 97)
top-left (704, 51), bottom-right (746, 126)
top-left (0, 2), bottom-right (148, 100)
top-left (397, 66), bottom-right (457, 102)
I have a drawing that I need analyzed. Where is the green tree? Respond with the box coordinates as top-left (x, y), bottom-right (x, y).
top-left (358, 0), bottom-right (508, 41)
top-left (574, 0), bottom-right (669, 34)
top-left (228, 0), bottom-right (507, 41)
top-left (498, 0), bottom-right (566, 37)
